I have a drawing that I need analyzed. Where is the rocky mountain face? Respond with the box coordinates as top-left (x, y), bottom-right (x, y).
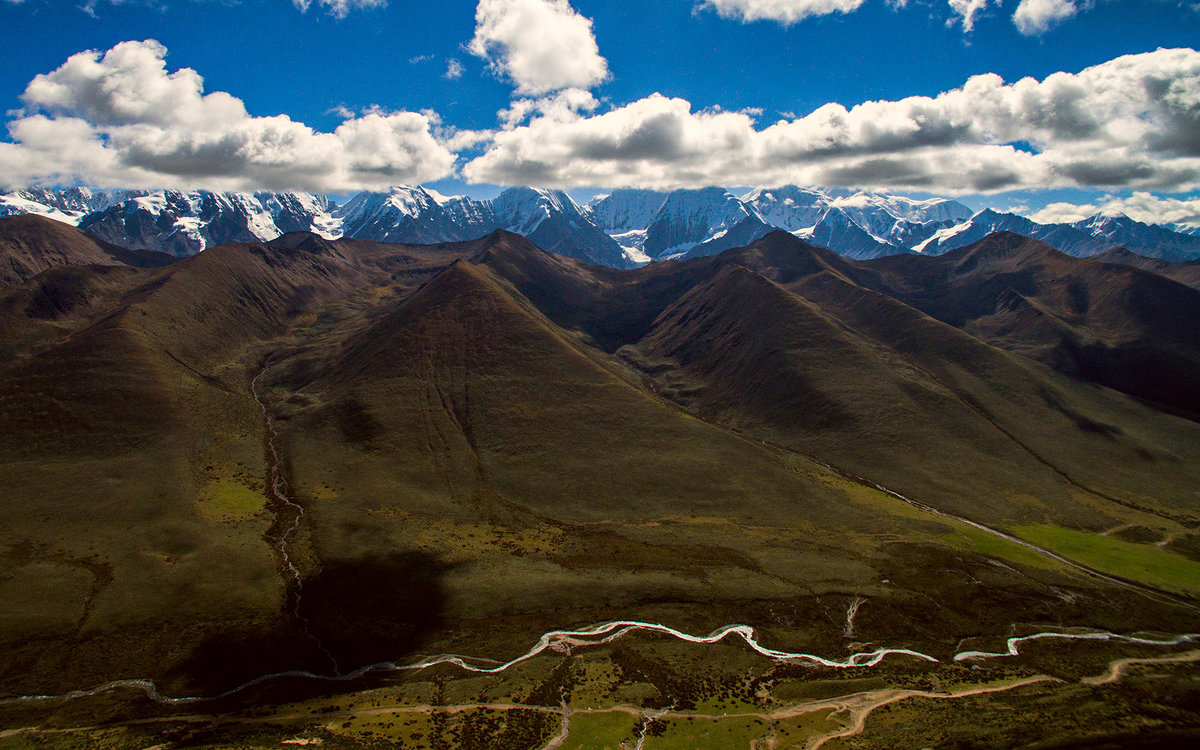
top-left (916, 209), bottom-right (1200, 262)
top-left (77, 191), bottom-right (339, 257)
top-left (339, 186), bottom-right (632, 268)
top-left (5, 185), bottom-right (1199, 265)
top-left (0, 187), bottom-right (121, 223)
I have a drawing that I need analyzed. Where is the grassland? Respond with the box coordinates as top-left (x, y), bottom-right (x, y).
top-left (3, 230), bottom-right (1200, 747)
top-left (195, 481), bottom-right (266, 523)
top-left (1014, 524), bottom-right (1200, 595)
top-left (2, 635), bottom-right (1197, 749)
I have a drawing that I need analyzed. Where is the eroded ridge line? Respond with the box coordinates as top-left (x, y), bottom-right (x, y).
top-left (251, 366), bottom-right (306, 606)
top-left (5, 621), bottom-right (1198, 707)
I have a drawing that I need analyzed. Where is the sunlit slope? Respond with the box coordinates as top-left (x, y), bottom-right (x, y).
top-left (275, 256), bottom-right (884, 559)
top-left (269, 248), bottom-right (1082, 655)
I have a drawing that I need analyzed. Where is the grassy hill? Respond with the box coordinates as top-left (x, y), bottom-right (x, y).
top-left (0, 214), bottom-right (175, 288)
top-left (0, 227), bottom-right (1198, 705)
top-left (865, 232), bottom-right (1200, 418)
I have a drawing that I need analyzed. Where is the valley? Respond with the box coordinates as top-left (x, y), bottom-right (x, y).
top-left (1, 217), bottom-right (1199, 747)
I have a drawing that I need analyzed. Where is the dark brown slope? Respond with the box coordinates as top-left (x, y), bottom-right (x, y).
top-left (1, 228), bottom-right (1198, 699)
top-left (0, 214), bottom-right (176, 287)
top-left (863, 232), bottom-right (1200, 417)
top-left (463, 230), bottom-right (1200, 526)
top-left (0, 263), bottom-right (148, 358)
top-left (282, 256), bottom-right (851, 528)
top-left (0, 234), bottom-right (404, 693)
top-left (785, 254), bottom-right (1200, 518)
top-left (467, 230), bottom-right (866, 354)
top-left (0, 235), bottom-right (372, 455)
top-left (468, 229), bottom-right (728, 352)
top-left (629, 261), bottom-right (1095, 526)
top-left (1093, 247), bottom-right (1200, 290)
top-left (718, 228), bottom-right (864, 286)
top-left (252, 252), bottom-right (965, 667)
top-left (120, 234), bottom-right (371, 370)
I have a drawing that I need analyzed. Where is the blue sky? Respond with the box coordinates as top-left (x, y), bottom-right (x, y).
top-left (1, 0), bottom-right (1199, 224)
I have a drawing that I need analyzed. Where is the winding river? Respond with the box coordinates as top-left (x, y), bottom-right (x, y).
top-left (3, 621), bottom-right (1197, 706)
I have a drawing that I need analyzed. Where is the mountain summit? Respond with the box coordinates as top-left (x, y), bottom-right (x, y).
top-left (4, 185), bottom-right (1200, 265)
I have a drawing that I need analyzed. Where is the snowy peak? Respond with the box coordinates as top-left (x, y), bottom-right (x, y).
top-left (487, 187), bottom-right (629, 268)
top-left (74, 189), bottom-right (338, 257)
top-left (337, 186), bottom-right (450, 243)
top-left (743, 186), bottom-right (970, 256)
top-left (742, 186), bottom-right (828, 232)
top-left (0, 187), bottom-right (122, 224)
top-left (795, 207), bottom-right (898, 260)
top-left (490, 186), bottom-right (582, 235)
top-left (643, 187), bottom-right (763, 259)
top-left (586, 189), bottom-right (669, 234)
top-left (333, 185), bottom-right (630, 268)
top-left (831, 192), bottom-right (973, 225)
top-left (4, 184), bottom-right (1199, 265)
top-left (912, 208), bottom-right (1200, 261)
top-left (1068, 213), bottom-right (1200, 262)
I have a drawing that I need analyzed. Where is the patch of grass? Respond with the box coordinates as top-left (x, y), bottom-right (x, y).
top-left (559, 711), bottom-right (638, 750)
top-left (646, 715), bottom-right (770, 749)
top-left (773, 711), bottom-right (846, 748)
top-left (948, 524), bottom-right (1062, 571)
top-left (1014, 523), bottom-right (1200, 594)
top-left (831, 473), bottom-right (1064, 572)
top-left (196, 480), bottom-right (266, 522)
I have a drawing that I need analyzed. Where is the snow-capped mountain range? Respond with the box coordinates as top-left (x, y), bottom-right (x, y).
top-left (4, 185), bottom-right (1199, 266)
top-left (0, 188), bottom-right (339, 257)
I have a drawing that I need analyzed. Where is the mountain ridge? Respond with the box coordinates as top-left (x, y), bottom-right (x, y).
top-left (7, 185), bottom-right (1199, 266)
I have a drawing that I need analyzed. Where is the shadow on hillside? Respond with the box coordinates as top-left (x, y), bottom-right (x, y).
top-left (300, 551), bottom-right (448, 667)
top-left (171, 550), bottom-right (447, 700)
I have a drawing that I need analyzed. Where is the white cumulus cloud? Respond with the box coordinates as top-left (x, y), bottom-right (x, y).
top-left (292, 0), bottom-right (387, 18)
top-left (463, 48), bottom-right (1200, 194)
top-left (697, 0), bottom-right (867, 24)
top-left (0, 40), bottom-right (456, 192)
top-left (1012, 0), bottom-right (1077, 35)
top-left (468, 0), bottom-right (610, 96)
top-left (948, 0), bottom-right (993, 32)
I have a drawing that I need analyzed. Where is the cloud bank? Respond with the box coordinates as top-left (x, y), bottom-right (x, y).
top-left (0, 40), bottom-right (455, 192)
top-left (1029, 192), bottom-right (1200, 226)
top-left (469, 0), bottom-right (609, 95)
top-left (464, 47), bottom-right (1200, 194)
top-left (699, 0), bottom-right (1110, 35)
top-left (3, 40), bottom-right (1199, 199)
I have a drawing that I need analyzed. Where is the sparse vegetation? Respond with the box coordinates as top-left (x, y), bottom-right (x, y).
top-left (2, 224), bottom-right (1199, 747)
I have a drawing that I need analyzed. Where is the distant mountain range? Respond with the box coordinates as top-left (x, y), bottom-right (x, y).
top-left (3, 184), bottom-right (1199, 265)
